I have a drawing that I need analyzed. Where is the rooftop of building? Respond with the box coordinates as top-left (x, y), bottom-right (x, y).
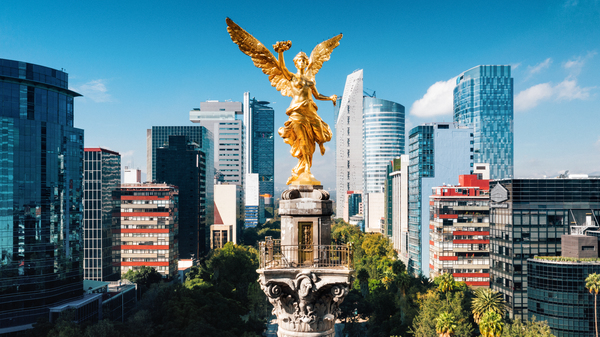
top-left (531, 256), bottom-right (600, 264)
top-left (84, 147), bottom-right (120, 155)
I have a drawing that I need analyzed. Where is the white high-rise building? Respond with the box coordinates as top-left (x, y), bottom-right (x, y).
top-left (390, 155), bottom-right (409, 265)
top-left (190, 101), bottom-right (244, 185)
top-left (335, 70), bottom-right (364, 219)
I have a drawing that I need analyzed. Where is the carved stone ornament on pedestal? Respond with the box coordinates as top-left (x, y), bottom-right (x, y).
top-left (260, 271), bottom-right (350, 337)
top-left (257, 184), bottom-right (353, 337)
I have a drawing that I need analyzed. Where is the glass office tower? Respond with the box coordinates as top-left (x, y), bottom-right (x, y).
top-left (408, 123), bottom-right (473, 276)
top-left (146, 126), bottom-right (213, 184)
top-left (83, 148), bottom-right (121, 281)
top-left (454, 65), bottom-right (513, 179)
top-left (0, 59), bottom-right (84, 330)
top-left (156, 135), bottom-right (213, 258)
top-left (250, 98), bottom-right (274, 197)
top-left (489, 178), bottom-right (600, 320)
top-left (363, 97), bottom-right (405, 194)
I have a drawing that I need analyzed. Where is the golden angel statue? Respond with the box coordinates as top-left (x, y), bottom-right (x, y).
top-left (226, 18), bottom-right (342, 185)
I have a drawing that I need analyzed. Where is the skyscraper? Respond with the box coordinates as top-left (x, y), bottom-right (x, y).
top-left (454, 65), bottom-right (513, 179)
top-left (156, 135), bottom-right (213, 258)
top-left (0, 59), bottom-right (84, 331)
top-left (83, 148), bottom-right (121, 281)
top-left (146, 126), bottom-right (213, 183)
top-left (408, 123), bottom-right (473, 276)
top-left (243, 93), bottom-right (274, 226)
top-left (244, 93), bottom-right (274, 197)
top-left (190, 100), bottom-right (244, 185)
top-left (336, 70), bottom-right (364, 218)
top-left (363, 97), bottom-right (405, 194)
top-left (335, 70), bottom-right (405, 225)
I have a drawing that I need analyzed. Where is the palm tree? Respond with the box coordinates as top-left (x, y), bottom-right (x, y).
top-left (479, 310), bottom-right (503, 337)
top-left (586, 273), bottom-right (600, 337)
top-left (437, 272), bottom-right (455, 304)
top-left (472, 288), bottom-right (507, 323)
top-left (436, 312), bottom-right (457, 337)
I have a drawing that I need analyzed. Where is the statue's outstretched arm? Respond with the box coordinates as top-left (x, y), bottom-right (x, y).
top-left (274, 41), bottom-right (293, 81)
top-left (311, 85), bottom-right (337, 106)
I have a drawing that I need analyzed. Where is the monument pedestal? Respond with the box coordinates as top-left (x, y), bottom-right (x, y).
top-left (258, 185), bottom-right (353, 337)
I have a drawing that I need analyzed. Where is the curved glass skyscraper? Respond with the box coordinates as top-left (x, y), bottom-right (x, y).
top-left (0, 59), bottom-right (84, 330)
top-left (453, 65), bottom-right (513, 179)
top-left (363, 97), bottom-right (405, 193)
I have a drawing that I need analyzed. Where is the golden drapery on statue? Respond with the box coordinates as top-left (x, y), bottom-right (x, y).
top-left (226, 18), bottom-right (342, 185)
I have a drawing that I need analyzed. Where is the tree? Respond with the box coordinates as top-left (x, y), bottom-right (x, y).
top-left (479, 310), bottom-right (503, 337)
top-left (122, 265), bottom-right (163, 297)
top-left (436, 272), bottom-right (456, 304)
top-left (436, 312), bottom-right (457, 337)
top-left (472, 288), bottom-right (507, 323)
top-left (501, 317), bottom-right (555, 337)
top-left (410, 289), bottom-right (474, 337)
top-left (587, 273), bottom-right (600, 337)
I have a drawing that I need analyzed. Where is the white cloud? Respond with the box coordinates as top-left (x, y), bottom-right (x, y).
top-left (563, 51), bottom-right (597, 76)
top-left (72, 79), bottom-right (111, 103)
top-left (515, 77), bottom-right (595, 111)
top-left (595, 136), bottom-right (600, 150)
top-left (410, 77), bottom-right (457, 117)
top-left (554, 77), bottom-right (593, 100)
top-left (514, 83), bottom-right (553, 111)
top-left (511, 63), bottom-right (522, 71)
top-left (527, 58), bottom-right (552, 76)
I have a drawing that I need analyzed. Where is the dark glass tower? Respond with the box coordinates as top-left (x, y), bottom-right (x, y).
top-left (83, 148), bottom-right (121, 281)
top-left (454, 65), bottom-right (513, 179)
top-left (489, 178), bottom-right (600, 319)
top-left (156, 135), bottom-right (212, 258)
top-left (146, 126), bottom-right (214, 183)
top-left (250, 98), bottom-right (274, 197)
top-left (0, 59), bottom-right (84, 330)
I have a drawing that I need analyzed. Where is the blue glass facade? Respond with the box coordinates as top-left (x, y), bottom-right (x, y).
top-left (408, 123), bottom-right (473, 276)
top-left (250, 99), bottom-right (274, 198)
top-left (363, 97), bottom-right (405, 194)
top-left (454, 65), bottom-right (513, 179)
top-left (0, 59), bottom-right (84, 329)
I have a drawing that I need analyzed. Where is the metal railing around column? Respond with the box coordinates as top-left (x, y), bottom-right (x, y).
top-left (259, 239), bottom-right (352, 269)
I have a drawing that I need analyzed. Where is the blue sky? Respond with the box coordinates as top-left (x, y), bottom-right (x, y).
top-left (1, 0), bottom-right (599, 190)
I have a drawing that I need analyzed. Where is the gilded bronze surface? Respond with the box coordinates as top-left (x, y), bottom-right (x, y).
top-left (226, 18), bottom-right (342, 185)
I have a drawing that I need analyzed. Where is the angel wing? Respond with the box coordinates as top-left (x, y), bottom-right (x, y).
top-left (226, 18), bottom-right (293, 97)
top-left (306, 34), bottom-right (343, 81)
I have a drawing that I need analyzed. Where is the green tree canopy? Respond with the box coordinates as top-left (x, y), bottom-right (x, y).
top-left (122, 266), bottom-right (163, 296)
top-left (501, 317), bottom-right (555, 337)
top-left (436, 312), bottom-right (458, 337)
top-left (479, 310), bottom-right (503, 337)
top-left (472, 288), bottom-right (507, 324)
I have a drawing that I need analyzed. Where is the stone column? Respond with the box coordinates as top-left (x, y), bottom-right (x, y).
top-left (258, 185), bottom-right (353, 337)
